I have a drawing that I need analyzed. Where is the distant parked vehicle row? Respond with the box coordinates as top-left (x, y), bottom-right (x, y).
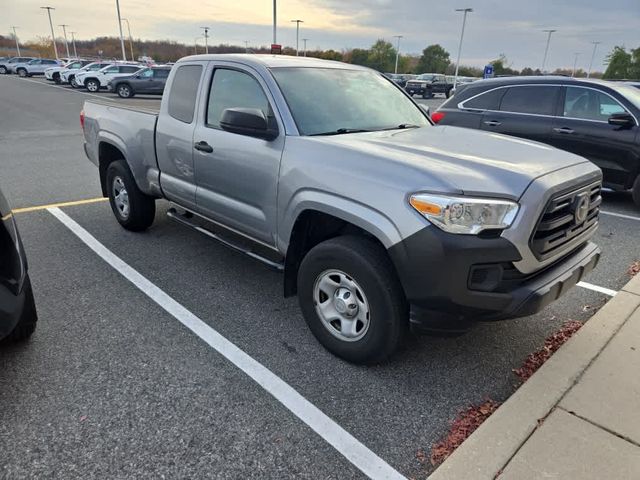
top-left (75, 63), bottom-right (142, 92)
top-left (45, 59), bottom-right (93, 83)
top-left (0, 57), bottom-right (35, 74)
top-left (13, 58), bottom-right (61, 77)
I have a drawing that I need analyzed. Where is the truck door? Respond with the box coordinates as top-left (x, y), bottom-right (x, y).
top-left (192, 63), bottom-right (285, 246)
top-left (155, 63), bottom-right (205, 209)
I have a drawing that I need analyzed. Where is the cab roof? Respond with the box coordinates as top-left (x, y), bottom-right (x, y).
top-left (177, 53), bottom-right (368, 71)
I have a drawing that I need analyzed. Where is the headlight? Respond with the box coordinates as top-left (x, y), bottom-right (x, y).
top-left (409, 193), bottom-right (519, 235)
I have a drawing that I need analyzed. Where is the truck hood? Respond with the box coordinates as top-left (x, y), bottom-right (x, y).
top-left (314, 125), bottom-right (591, 200)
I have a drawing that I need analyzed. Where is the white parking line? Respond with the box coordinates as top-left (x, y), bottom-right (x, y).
top-left (600, 210), bottom-right (640, 222)
top-left (47, 206), bottom-right (405, 480)
top-left (577, 281), bottom-right (617, 297)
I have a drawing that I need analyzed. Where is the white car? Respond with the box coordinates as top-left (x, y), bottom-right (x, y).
top-left (45, 59), bottom-right (92, 83)
top-left (60, 61), bottom-right (113, 87)
top-left (75, 63), bottom-right (141, 92)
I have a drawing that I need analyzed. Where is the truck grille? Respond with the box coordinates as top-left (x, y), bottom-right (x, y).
top-left (530, 182), bottom-right (601, 260)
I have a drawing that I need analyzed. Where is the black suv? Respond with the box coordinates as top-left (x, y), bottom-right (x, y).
top-left (433, 77), bottom-right (640, 207)
top-left (405, 73), bottom-right (453, 98)
top-left (110, 66), bottom-right (172, 98)
top-left (0, 187), bottom-right (38, 343)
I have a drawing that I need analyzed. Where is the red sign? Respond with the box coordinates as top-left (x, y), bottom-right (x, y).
top-left (271, 44), bottom-right (282, 54)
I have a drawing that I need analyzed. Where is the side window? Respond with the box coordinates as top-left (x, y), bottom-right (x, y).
top-left (122, 66), bottom-right (140, 73)
top-left (206, 69), bottom-right (270, 129)
top-left (103, 66), bottom-right (119, 74)
top-left (463, 88), bottom-right (507, 110)
top-left (168, 64), bottom-right (203, 124)
top-left (45, 60), bottom-right (57, 64)
top-left (154, 69), bottom-right (170, 79)
top-left (500, 86), bottom-right (558, 115)
top-left (140, 69), bottom-right (154, 78)
top-left (563, 87), bottom-right (626, 121)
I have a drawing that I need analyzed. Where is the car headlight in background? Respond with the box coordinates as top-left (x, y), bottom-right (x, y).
top-left (409, 193), bottom-right (519, 235)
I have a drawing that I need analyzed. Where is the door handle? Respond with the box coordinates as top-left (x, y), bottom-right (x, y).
top-left (194, 141), bottom-right (213, 153)
top-left (483, 120), bottom-right (502, 127)
top-left (553, 127), bottom-right (574, 134)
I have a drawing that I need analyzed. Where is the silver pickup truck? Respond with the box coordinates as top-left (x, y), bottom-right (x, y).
top-left (82, 54), bottom-right (602, 363)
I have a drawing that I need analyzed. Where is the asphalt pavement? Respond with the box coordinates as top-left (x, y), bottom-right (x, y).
top-left (0, 73), bottom-right (639, 479)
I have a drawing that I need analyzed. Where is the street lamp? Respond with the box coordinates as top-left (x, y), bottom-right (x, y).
top-left (291, 19), bottom-right (303, 56)
top-left (201, 27), bottom-right (210, 54)
top-left (302, 38), bottom-right (308, 57)
top-left (59, 24), bottom-right (71, 58)
top-left (541, 29), bottom-right (557, 73)
top-left (70, 31), bottom-right (78, 58)
top-left (114, 0), bottom-right (127, 60)
top-left (194, 37), bottom-right (201, 54)
top-left (453, 8), bottom-right (472, 90)
top-left (121, 18), bottom-right (135, 61)
top-left (273, 0), bottom-right (277, 44)
top-left (393, 35), bottom-right (403, 74)
top-left (587, 41), bottom-right (601, 78)
top-left (40, 7), bottom-right (59, 59)
top-left (572, 52), bottom-right (580, 77)
top-left (11, 26), bottom-right (20, 56)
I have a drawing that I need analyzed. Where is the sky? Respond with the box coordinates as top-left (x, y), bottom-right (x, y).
top-left (3, 0), bottom-right (639, 70)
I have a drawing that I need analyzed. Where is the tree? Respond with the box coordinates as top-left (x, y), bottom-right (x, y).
top-left (628, 47), bottom-right (640, 80)
top-left (416, 44), bottom-right (450, 73)
top-left (367, 39), bottom-right (396, 72)
top-left (603, 46), bottom-right (632, 79)
top-left (347, 48), bottom-right (370, 67)
top-left (489, 54), bottom-right (519, 76)
top-left (23, 36), bottom-right (55, 57)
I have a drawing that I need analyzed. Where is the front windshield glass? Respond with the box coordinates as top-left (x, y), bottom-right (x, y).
top-left (271, 67), bottom-right (429, 136)
top-left (417, 74), bottom-right (435, 81)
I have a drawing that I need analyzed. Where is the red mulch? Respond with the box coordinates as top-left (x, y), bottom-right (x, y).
top-left (512, 320), bottom-right (583, 382)
top-left (428, 399), bottom-right (501, 466)
top-left (628, 261), bottom-right (640, 277)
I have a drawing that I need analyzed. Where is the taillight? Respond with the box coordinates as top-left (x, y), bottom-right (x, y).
top-left (80, 109), bottom-right (85, 130)
top-left (431, 111), bottom-right (446, 124)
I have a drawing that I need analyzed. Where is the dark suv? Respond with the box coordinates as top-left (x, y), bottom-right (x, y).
top-left (109, 66), bottom-right (172, 98)
top-left (405, 73), bottom-right (453, 98)
top-left (433, 77), bottom-right (640, 207)
top-left (0, 187), bottom-right (38, 343)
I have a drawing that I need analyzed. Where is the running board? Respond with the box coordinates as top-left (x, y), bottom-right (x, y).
top-left (167, 207), bottom-right (284, 271)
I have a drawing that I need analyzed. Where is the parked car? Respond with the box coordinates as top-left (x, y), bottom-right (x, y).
top-left (15, 58), bottom-right (61, 77)
top-left (433, 76), bottom-right (640, 208)
top-left (0, 187), bottom-right (38, 343)
top-left (82, 54), bottom-right (601, 363)
top-left (0, 57), bottom-right (35, 75)
top-left (387, 73), bottom-right (415, 88)
top-left (405, 73), bottom-right (453, 98)
top-left (76, 63), bottom-right (142, 92)
top-left (60, 61), bottom-right (114, 87)
top-left (45, 59), bottom-right (92, 83)
top-left (109, 66), bottom-right (172, 98)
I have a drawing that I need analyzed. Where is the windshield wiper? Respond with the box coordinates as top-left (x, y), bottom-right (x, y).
top-left (310, 128), bottom-right (375, 136)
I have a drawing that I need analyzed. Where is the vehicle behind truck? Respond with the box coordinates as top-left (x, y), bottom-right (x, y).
top-left (82, 54), bottom-right (602, 364)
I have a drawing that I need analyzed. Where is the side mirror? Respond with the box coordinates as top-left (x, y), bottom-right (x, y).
top-left (220, 108), bottom-right (278, 140)
top-left (608, 112), bottom-right (635, 128)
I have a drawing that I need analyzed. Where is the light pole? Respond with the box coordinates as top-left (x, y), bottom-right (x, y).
top-left (201, 27), bottom-right (210, 54)
top-left (59, 24), bottom-right (70, 58)
top-left (453, 8), bottom-right (472, 90)
top-left (244, 40), bottom-right (249, 53)
top-left (114, 0), bottom-right (127, 60)
top-left (273, 0), bottom-right (277, 44)
top-left (291, 19), bottom-right (303, 56)
top-left (572, 52), bottom-right (580, 77)
top-left (40, 7), bottom-right (59, 59)
top-left (194, 37), bottom-right (201, 54)
top-left (587, 41), bottom-right (601, 78)
top-left (121, 18), bottom-right (135, 61)
top-left (393, 35), bottom-right (403, 74)
top-left (302, 38), bottom-right (308, 57)
top-left (70, 31), bottom-right (78, 58)
top-left (11, 26), bottom-right (20, 56)
top-left (541, 29), bottom-right (556, 73)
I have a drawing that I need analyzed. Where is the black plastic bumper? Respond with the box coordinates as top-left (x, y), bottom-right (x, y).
top-left (387, 226), bottom-right (601, 333)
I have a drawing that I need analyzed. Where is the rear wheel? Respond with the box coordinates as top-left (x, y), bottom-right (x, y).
top-left (106, 160), bottom-right (156, 231)
top-left (297, 236), bottom-right (407, 364)
top-left (445, 88), bottom-right (451, 99)
top-left (85, 79), bottom-right (100, 92)
top-left (632, 175), bottom-right (640, 210)
top-left (117, 83), bottom-right (133, 98)
top-left (2, 276), bottom-right (38, 343)
top-left (17, 68), bottom-right (27, 78)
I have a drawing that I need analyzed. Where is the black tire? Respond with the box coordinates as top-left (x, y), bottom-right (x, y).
top-left (17, 68), bottom-right (27, 78)
top-left (70, 75), bottom-right (78, 88)
top-left (632, 175), bottom-right (640, 210)
top-left (85, 79), bottom-right (100, 92)
top-left (53, 72), bottom-right (61, 84)
top-left (116, 83), bottom-right (134, 98)
top-left (445, 88), bottom-right (451, 99)
top-left (422, 90), bottom-right (434, 99)
top-left (0, 66), bottom-right (7, 74)
top-left (106, 160), bottom-right (156, 231)
top-left (297, 235), bottom-right (408, 364)
top-left (2, 276), bottom-right (38, 343)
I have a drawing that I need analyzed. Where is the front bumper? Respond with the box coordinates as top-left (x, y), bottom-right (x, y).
top-left (405, 85), bottom-right (428, 95)
top-left (387, 226), bottom-right (600, 333)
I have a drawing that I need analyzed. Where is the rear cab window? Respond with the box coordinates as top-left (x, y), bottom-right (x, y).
top-left (168, 64), bottom-right (203, 123)
top-left (499, 85), bottom-right (559, 115)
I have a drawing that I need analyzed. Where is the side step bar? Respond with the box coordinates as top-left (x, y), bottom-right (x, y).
top-left (167, 207), bottom-right (284, 271)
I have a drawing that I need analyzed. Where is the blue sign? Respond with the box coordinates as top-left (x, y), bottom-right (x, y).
top-left (483, 64), bottom-right (494, 79)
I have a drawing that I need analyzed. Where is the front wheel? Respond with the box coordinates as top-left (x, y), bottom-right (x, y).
top-left (0, 66), bottom-right (7, 74)
top-left (85, 79), bottom-right (100, 92)
top-left (53, 73), bottom-right (61, 84)
top-left (297, 236), bottom-right (407, 364)
top-left (632, 175), bottom-right (640, 210)
top-left (70, 76), bottom-right (78, 88)
top-left (422, 90), bottom-right (433, 99)
top-left (106, 160), bottom-right (156, 231)
top-left (17, 69), bottom-right (27, 78)
top-left (116, 84), bottom-right (133, 98)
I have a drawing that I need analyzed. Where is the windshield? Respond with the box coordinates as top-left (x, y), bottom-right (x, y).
top-left (271, 67), bottom-right (429, 136)
top-left (417, 74), bottom-right (435, 81)
top-left (610, 84), bottom-right (640, 110)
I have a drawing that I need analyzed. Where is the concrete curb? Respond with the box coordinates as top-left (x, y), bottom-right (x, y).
top-left (428, 275), bottom-right (640, 480)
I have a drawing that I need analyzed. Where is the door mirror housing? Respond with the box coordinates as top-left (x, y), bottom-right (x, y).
top-left (220, 108), bottom-right (278, 140)
top-left (608, 112), bottom-right (635, 128)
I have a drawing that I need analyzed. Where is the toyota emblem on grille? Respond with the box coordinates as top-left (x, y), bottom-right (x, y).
top-left (573, 192), bottom-right (590, 224)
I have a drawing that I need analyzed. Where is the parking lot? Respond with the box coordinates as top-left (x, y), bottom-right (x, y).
top-left (1, 73), bottom-right (639, 479)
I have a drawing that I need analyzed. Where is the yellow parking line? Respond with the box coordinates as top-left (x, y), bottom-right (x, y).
top-left (12, 197), bottom-right (107, 214)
